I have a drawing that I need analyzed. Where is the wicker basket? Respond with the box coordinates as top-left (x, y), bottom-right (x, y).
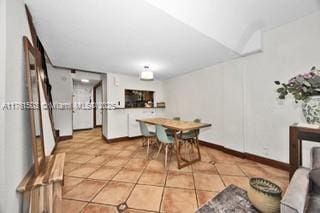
top-left (248, 178), bottom-right (282, 213)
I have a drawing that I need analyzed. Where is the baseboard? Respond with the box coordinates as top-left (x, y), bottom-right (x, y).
top-left (102, 135), bottom-right (142, 143)
top-left (59, 135), bottom-right (73, 141)
top-left (245, 153), bottom-right (289, 171)
top-left (73, 128), bottom-right (93, 132)
top-left (199, 140), bottom-right (289, 171)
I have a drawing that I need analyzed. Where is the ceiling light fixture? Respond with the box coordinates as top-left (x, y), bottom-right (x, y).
top-left (140, 66), bottom-right (154, 81)
top-left (81, 79), bottom-right (90, 83)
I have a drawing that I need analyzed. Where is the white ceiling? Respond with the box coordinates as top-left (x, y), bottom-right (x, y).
top-left (26, 0), bottom-right (320, 79)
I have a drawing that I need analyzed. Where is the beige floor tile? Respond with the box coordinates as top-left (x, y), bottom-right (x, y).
top-left (125, 158), bottom-right (148, 171)
top-left (138, 170), bottom-right (167, 186)
top-left (86, 148), bottom-right (104, 156)
top-left (68, 164), bottom-right (101, 178)
top-left (69, 154), bottom-right (95, 164)
top-left (215, 163), bottom-right (245, 176)
top-left (166, 171), bottom-right (194, 189)
top-left (196, 190), bottom-right (218, 207)
top-left (209, 151), bottom-right (236, 163)
top-left (259, 164), bottom-right (289, 179)
top-left (102, 149), bottom-right (122, 156)
top-left (63, 176), bottom-right (84, 194)
top-left (192, 161), bottom-right (218, 174)
top-left (86, 155), bottom-right (109, 165)
top-left (65, 153), bottom-right (82, 162)
top-left (82, 203), bottom-right (117, 213)
top-left (124, 209), bottom-right (153, 213)
top-left (55, 128), bottom-right (288, 213)
top-left (62, 199), bottom-right (87, 212)
top-left (118, 150), bottom-right (135, 157)
top-left (168, 160), bottom-right (192, 173)
top-left (105, 157), bottom-right (129, 167)
top-left (92, 181), bottom-right (134, 205)
top-left (73, 148), bottom-right (92, 155)
top-left (238, 164), bottom-right (269, 177)
top-left (161, 187), bottom-right (197, 213)
top-left (64, 179), bottom-right (106, 201)
top-left (145, 160), bottom-right (167, 172)
top-left (88, 166), bottom-right (121, 180)
top-left (112, 168), bottom-right (142, 183)
top-left (64, 162), bottom-right (82, 174)
top-left (221, 175), bottom-right (250, 191)
top-left (127, 185), bottom-right (163, 212)
top-left (133, 150), bottom-right (148, 159)
top-left (194, 173), bottom-right (225, 191)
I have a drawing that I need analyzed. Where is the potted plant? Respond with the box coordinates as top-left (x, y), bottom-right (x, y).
top-left (275, 66), bottom-right (320, 124)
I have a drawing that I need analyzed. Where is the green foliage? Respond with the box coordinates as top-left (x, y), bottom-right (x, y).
top-left (274, 67), bottom-right (320, 102)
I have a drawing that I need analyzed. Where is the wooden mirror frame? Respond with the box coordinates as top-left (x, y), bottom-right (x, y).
top-left (26, 4), bottom-right (58, 146)
top-left (23, 36), bottom-right (46, 175)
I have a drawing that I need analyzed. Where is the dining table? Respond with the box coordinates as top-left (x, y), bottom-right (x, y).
top-left (136, 117), bottom-right (211, 169)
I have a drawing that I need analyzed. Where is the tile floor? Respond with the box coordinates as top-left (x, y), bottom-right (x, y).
top-left (56, 128), bottom-right (289, 213)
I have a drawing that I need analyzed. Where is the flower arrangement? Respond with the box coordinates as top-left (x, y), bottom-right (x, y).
top-left (275, 67), bottom-right (320, 102)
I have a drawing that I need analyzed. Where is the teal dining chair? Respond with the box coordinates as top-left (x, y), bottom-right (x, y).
top-left (178, 118), bottom-right (201, 156)
top-left (139, 121), bottom-right (156, 159)
top-left (166, 117), bottom-right (181, 136)
top-left (155, 124), bottom-right (174, 168)
top-left (179, 118), bottom-right (201, 140)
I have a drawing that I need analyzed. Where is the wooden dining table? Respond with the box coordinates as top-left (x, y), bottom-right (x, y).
top-left (136, 117), bottom-right (211, 169)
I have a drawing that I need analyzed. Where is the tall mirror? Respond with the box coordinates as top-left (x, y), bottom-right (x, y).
top-left (38, 68), bottom-right (57, 155)
top-left (24, 36), bottom-right (46, 175)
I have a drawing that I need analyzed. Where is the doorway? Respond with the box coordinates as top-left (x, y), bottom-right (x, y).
top-left (93, 81), bottom-right (102, 128)
top-left (72, 80), bottom-right (94, 130)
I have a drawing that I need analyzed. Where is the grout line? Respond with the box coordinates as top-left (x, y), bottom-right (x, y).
top-left (158, 150), bottom-right (172, 213)
top-left (61, 129), bottom-right (289, 213)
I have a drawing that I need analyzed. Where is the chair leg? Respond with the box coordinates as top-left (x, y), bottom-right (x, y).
top-left (165, 145), bottom-right (168, 168)
top-left (155, 143), bottom-right (163, 159)
top-left (146, 138), bottom-right (150, 160)
top-left (142, 137), bottom-right (147, 147)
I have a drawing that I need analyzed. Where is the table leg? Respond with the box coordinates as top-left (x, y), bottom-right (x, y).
top-left (196, 135), bottom-right (201, 160)
top-left (174, 131), bottom-right (182, 169)
top-left (175, 130), bottom-right (201, 169)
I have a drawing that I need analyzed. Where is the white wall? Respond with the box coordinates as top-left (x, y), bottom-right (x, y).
top-left (2, 0), bottom-right (33, 212)
top-left (48, 67), bottom-right (103, 135)
top-left (47, 65), bottom-right (73, 136)
top-left (95, 85), bottom-right (102, 126)
top-left (105, 73), bottom-right (165, 139)
top-left (164, 12), bottom-right (320, 163)
top-left (0, 0), bottom-right (7, 211)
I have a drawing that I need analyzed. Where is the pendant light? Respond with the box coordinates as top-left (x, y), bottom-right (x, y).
top-left (140, 66), bottom-right (154, 81)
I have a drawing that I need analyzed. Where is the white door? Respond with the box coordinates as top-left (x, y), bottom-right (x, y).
top-left (73, 82), bottom-right (93, 130)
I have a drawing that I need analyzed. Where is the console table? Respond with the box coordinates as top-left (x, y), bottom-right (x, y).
top-left (289, 124), bottom-right (320, 179)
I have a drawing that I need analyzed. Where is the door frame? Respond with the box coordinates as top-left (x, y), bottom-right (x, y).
top-left (93, 81), bottom-right (102, 128)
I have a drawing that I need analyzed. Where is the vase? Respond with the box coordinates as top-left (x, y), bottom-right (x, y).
top-left (302, 96), bottom-right (320, 124)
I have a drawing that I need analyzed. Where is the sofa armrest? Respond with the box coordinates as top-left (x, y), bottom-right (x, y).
top-left (281, 168), bottom-right (310, 213)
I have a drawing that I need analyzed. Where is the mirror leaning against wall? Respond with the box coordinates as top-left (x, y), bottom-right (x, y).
top-left (23, 36), bottom-right (46, 175)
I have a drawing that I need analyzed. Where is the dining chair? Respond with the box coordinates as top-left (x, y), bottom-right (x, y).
top-left (139, 121), bottom-right (156, 159)
top-left (166, 116), bottom-right (181, 136)
top-left (155, 124), bottom-right (174, 168)
top-left (179, 118), bottom-right (201, 156)
top-left (180, 118), bottom-right (201, 140)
